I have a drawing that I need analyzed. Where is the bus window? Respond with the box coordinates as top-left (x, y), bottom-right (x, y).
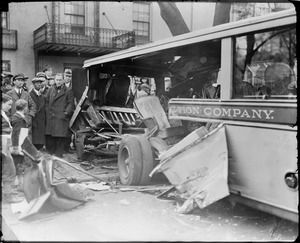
top-left (233, 26), bottom-right (296, 99)
top-left (125, 76), bottom-right (157, 108)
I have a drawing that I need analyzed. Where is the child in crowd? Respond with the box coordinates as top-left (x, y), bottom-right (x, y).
top-left (11, 99), bottom-right (29, 191)
top-left (1, 94), bottom-right (21, 203)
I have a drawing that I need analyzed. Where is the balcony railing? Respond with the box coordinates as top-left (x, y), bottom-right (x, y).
top-left (2, 29), bottom-right (17, 50)
top-left (34, 23), bottom-right (135, 50)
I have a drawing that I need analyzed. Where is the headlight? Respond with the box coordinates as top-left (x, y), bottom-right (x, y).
top-left (285, 172), bottom-right (298, 189)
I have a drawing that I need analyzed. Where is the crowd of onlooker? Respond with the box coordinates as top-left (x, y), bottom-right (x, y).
top-left (1, 65), bottom-right (75, 203)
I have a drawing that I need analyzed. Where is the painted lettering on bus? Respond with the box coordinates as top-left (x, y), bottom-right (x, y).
top-left (169, 106), bottom-right (275, 120)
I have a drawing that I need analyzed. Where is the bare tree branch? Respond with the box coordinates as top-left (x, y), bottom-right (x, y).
top-left (158, 2), bottom-right (190, 36)
top-left (213, 2), bottom-right (231, 26)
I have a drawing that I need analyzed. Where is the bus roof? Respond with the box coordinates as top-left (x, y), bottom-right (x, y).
top-left (83, 9), bottom-right (296, 69)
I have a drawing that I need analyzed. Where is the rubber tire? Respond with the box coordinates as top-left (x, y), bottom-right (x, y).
top-left (136, 136), bottom-right (154, 185)
top-left (118, 135), bottom-right (143, 185)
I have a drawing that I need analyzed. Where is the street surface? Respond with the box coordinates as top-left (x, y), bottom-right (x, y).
top-left (1, 186), bottom-right (298, 241)
top-left (1, 152), bottom-right (298, 241)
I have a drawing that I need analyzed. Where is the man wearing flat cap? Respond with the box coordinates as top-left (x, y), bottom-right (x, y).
top-left (28, 72), bottom-right (45, 91)
top-left (35, 72), bottom-right (50, 96)
top-left (29, 76), bottom-right (47, 150)
top-left (6, 73), bottom-right (37, 139)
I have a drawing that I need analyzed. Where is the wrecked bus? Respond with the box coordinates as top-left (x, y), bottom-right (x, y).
top-left (72, 9), bottom-right (297, 222)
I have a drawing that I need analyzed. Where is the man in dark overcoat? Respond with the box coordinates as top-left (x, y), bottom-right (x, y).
top-left (30, 76), bottom-right (47, 150)
top-left (63, 68), bottom-right (73, 152)
top-left (6, 73), bottom-right (37, 140)
top-left (45, 73), bottom-right (75, 157)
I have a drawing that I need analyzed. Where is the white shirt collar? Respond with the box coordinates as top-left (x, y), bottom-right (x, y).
top-left (15, 87), bottom-right (22, 93)
top-left (16, 111), bottom-right (25, 118)
top-left (34, 88), bottom-right (41, 96)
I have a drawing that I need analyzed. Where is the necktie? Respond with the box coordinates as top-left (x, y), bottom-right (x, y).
top-left (18, 90), bottom-right (21, 97)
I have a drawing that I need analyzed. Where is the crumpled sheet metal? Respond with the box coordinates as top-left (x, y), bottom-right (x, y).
top-left (20, 138), bottom-right (88, 220)
top-left (155, 124), bottom-right (229, 213)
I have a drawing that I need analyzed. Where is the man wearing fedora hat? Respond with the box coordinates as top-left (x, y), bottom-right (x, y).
top-left (29, 76), bottom-right (47, 150)
top-left (45, 73), bottom-right (75, 157)
top-left (6, 73), bottom-right (37, 139)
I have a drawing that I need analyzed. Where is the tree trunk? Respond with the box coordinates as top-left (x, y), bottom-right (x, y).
top-left (158, 2), bottom-right (190, 36)
top-left (213, 2), bottom-right (232, 26)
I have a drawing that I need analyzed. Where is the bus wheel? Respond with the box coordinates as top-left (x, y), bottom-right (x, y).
top-left (118, 136), bottom-right (142, 185)
top-left (136, 136), bottom-right (154, 185)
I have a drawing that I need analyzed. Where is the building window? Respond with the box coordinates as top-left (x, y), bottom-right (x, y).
top-left (2, 60), bottom-right (11, 72)
top-left (133, 2), bottom-right (150, 44)
top-left (64, 1), bottom-right (85, 34)
top-left (1, 12), bottom-right (8, 29)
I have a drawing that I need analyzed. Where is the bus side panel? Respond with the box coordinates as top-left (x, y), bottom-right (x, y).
top-left (226, 125), bottom-right (298, 213)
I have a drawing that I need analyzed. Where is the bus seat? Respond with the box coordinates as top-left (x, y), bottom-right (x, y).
top-left (134, 96), bottom-right (170, 130)
top-left (133, 96), bottom-right (185, 139)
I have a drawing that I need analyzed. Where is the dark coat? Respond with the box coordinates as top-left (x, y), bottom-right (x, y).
top-left (41, 86), bottom-right (50, 119)
top-left (11, 112), bottom-right (28, 148)
top-left (40, 85), bottom-right (50, 96)
top-left (6, 88), bottom-right (37, 125)
top-left (45, 85), bottom-right (75, 137)
top-left (30, 90), bottom-right (46, 145)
